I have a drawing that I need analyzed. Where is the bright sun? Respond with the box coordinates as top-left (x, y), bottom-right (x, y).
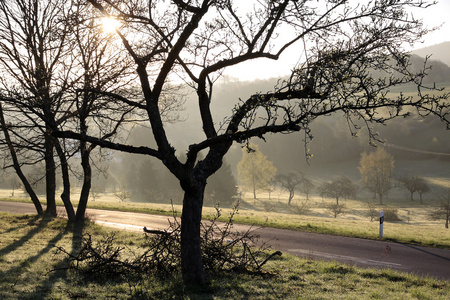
top-left (101, 16), bottom-right (121, 34)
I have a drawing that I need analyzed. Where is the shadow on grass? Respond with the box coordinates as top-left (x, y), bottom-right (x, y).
top-left (0, 215), bottom-right (51, 258)
top-left (21, 220), bottom-right (86, 300)
top-left (0, 216), bottom-right (86, 300)
top-left (0, 214), bottom-right (41, 236)
top-left (0, 231), bottom-right (65, 299)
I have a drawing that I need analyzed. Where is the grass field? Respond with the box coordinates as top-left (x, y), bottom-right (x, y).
top-left (2, 180), bottom-right (449, 250)
top-left (0, 212), bottom-right (448, 299)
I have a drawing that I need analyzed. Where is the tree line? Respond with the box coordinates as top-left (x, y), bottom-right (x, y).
top-left (239, 146), bottom-right (434, 205)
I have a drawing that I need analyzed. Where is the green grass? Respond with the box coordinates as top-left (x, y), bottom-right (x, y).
top-left (0, 212), bottom-right (448, 299)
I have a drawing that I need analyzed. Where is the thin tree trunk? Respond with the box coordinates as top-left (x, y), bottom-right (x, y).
top-left (54, 139), bottom-right (76, 222)
top-left (0, 103), bottom-right (43, 215)
top-left (44, 132), bottom-right (57, 217)
top-left (76, 142), bottom-right (91, 221)
top-left (288, 191), bottom-right (294, 205)
top-left (180, 181), bottom-right (206, 285)
top-left (446, 212), bottom-right (449, 229)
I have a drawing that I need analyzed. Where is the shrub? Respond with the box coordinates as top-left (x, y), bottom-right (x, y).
top-left (383, 207), bottom-right (402, 222)
top-left (325, 203), bottom-right (346, 218)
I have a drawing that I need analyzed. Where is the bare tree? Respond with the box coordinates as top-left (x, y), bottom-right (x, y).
top-left (275, 172), bottom-right (304, 205)
top-left (398, 174), bottom-right (430, 202)
top-left (0, 0), bottom-right (76, 218)
top-left (51, 0), bottom-right (449, 285)
top-left (0, 103), bottom-right (43, 214)
top-left (318, 176), bottom-right (356, 205)
top-left (326, 203), bottom-right (346, 218)
top-left (68, 2), bottom-right (141, 221)
top-left (429, 190), bottom-right (450, 229)
top-left (299, 177), bottom-right (314, 201)
top-left (0, 0), bottom-right (141, 221)
top-left (417, 180), bottom-right (431, 204)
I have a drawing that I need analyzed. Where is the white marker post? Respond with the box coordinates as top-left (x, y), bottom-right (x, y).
top-left (379, 211), bottom-right (384, 238)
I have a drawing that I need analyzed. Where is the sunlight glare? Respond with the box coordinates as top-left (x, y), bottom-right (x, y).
top-left (101, 16), bottom-right (121, 34)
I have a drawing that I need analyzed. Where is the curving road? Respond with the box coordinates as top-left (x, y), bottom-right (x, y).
top-left (1, 201), bottom-right (449, 280)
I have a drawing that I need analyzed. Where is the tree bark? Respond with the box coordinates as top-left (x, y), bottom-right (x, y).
top-left (180, 180), bottom-right (206, 285)
top-left (54, 139), bottom-right (76, 222)
top-left (44, 131), bottom-right (57, 217)
top-left (76, 141), bottom-right (91, 221)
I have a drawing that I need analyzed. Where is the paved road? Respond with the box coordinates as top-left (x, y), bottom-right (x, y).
top-left (1, 201), bottom-right (449, 280)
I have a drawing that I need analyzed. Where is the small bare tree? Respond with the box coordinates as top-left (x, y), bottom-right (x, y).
top-left (326, 203), bottom-right (346, 218)
top-left (275, 172), bottom-right (304, 205)
top-left (398, 174), bottom-right (430, 203)
top-left (114, 187), bottom-right (132, 202)
top-left (429, 190), bottom-right (450, 229)
top-left (318, 176), bottom-right (356, 205)
top-left (299, 177), bottom-right (314, 201)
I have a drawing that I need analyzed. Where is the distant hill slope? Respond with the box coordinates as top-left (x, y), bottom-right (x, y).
top-left (412, 41), bottom-right (450, 66)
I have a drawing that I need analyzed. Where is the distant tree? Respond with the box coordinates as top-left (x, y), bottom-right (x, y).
top-left (398, 174), bottom-right (430, 202)
top-left (206, 159), bottom-right (238, 207)
top-left (299, 177), bottom-right (315, 201)
top-left (318, 176), bottom-right (356, 205)
top-left (359, 148), bottom-right (395, 205)
top-left (417, 180), bottom-right (431, 204)
top-left (429, 190), bottom-right (450, 229)
top-left (326, 203), bottom-right (346, 218)
top-left (275, 172), bottom-right (304, 205)
top-left (237, 144), bottom-right (277, 199)
top-left (114, 187), bottom-right (131, 202)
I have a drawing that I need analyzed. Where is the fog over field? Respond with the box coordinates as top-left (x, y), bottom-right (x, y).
top-left (1, 44), bottom-right (449, 205)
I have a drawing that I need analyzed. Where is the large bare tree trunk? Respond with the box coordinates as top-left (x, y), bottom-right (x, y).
top-left (180, 181), bottom-right (206, 285)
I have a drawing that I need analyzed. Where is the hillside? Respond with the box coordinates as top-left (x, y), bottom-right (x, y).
top-left (412, 41), bottom-right (450, 66)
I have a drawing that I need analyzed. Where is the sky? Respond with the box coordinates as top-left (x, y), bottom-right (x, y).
top-left (223, 0), bottom-right (450, 82)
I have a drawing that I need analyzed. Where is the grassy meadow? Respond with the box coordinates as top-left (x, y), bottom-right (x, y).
top-left (0, 212), bottom-right (448, 299)
top-left (1, 170), bottom-right (449, 250)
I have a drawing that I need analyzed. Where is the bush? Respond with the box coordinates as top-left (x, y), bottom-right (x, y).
top-left (325, 203), bottom-right (346, 218)
top-left (365, 202), bottom-right (378, 222)
top-left (289, 200), bottom-right (311, 215)
top-left (383, 207), bottom-right (402, 222)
